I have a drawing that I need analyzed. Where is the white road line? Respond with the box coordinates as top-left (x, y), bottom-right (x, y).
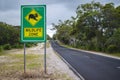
top-left (117, 66), bottom-right (120, 69)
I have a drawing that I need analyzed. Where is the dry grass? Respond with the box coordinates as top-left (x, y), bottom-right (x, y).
top-left (0, 45), bottom-right (73, 80)
top-left (0, 53), bottom-right (43, 80)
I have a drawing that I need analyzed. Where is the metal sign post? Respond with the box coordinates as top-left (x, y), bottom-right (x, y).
top-left (44, 41), bottom-right (47, 73)
top-left (24, 43), bottom-right (26, 73)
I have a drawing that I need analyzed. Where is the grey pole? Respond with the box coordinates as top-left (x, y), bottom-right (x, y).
top-left (24, 43), bottom-right (26, 73)
top-left (44, 41), bottom-right (47, 73)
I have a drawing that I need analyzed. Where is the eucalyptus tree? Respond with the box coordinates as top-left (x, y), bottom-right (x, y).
top-left (52, 1), bottom-right (120, 53)
top-left (52, 19), bottom-right (72, 44)
top-left (75, 1), bottom-right (104, 50)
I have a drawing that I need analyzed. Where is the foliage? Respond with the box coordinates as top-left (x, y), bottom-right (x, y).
top-left (12, 43), bottom-right (23, 49)
top-left (53, 34), bottom-right (57, 40)
top-left (47, 34), bottom-right (51, 40)
top-left (52, 1), bottom-right (120, 53)
top-left (0, 22), bottom-right (35, 51)
top-left (107, 45), bottom-right (118, 53)
top-left (3, 44), bottom-right (11, 50)
top-left (26, 43), bottom-right (35, 48)
top-left (0, 46), bottom-right (3, 52)
top-left (106, 28), bottom-right (120, 52)
top-left (0, 22), bottom-right (20, 45)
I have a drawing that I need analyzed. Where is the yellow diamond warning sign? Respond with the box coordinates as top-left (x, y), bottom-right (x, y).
top-left (25, 9), bottom-right (42, 26)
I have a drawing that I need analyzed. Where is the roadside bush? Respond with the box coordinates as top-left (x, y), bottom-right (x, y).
top-left (107, 45), bottom-right (118, 53)
top-left (3, 44), bottom-right (12, 50)
top-left (0, 46), bottom-right (3, 52)
top-left (12, 44), bottom-right (23, 49)
top-left (26, 43), bottom-right (37, 48)
top-left (12, 44), bottom-right (19, 48)
top-left (19, 44), bottom-right (24, 48)
top-left (26, 43), bottom-right (32, 48)
top-left (33, 43), bottom-right (37, 46)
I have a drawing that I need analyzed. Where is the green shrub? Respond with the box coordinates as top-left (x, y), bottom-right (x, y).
top-left (107, 45), bottom-right (118, 53)
top-left (18, 44), bottom-right (24, 48)
top-left (12, 44), bottom-right (23, 49)
top-left (26, 43), bottom-right (32, 48)
top-left (0, 46), bottom-right (3, 52)
top-left (12, 44), bottom-right (19, 48)
top-left (3, 44), bottom-right (12, 50)
top-left (33, 43), bottom-right (37, 46)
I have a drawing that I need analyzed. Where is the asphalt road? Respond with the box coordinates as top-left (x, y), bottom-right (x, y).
top-left (51, 41), bottom-right (120, 80)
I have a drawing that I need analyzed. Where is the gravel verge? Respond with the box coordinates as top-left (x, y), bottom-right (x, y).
top-left (0, 43), bottom-right (80, 80)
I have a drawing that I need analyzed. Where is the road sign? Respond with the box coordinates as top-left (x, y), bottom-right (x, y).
top-left (21, 5), bottom-right (46, 42)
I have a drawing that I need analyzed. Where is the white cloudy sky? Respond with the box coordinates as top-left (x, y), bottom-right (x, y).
top-left (0, 0), bottom-right (120, 37)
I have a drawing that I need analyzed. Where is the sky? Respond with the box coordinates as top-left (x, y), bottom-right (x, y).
top-left (0, 0), bottom-right (120, 37)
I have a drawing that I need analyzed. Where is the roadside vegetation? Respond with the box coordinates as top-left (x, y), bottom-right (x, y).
top-left (0, 22), bottom-right (51, 52)
top-left (52, 1), bottom-right (120, 55)
top-left (0, 43), bottom-right (73, 80)
top-left (0, 21), bottom-right (73, 79)
top-left (0, 22), bottom-right (37, 52)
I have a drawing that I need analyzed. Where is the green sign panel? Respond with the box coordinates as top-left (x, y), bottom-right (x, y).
top-left (21, 5), bottom-right (46, 42)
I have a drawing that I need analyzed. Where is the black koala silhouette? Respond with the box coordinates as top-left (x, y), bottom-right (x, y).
top-left (28, 13), bottom-right (38, 21)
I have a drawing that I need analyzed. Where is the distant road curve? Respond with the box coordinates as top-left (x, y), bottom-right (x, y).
top-left (51, 40), bottom-right (120, 80)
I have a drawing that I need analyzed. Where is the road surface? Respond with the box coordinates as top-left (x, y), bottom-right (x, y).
top-left (51, 41), bottom-right (120, 80)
